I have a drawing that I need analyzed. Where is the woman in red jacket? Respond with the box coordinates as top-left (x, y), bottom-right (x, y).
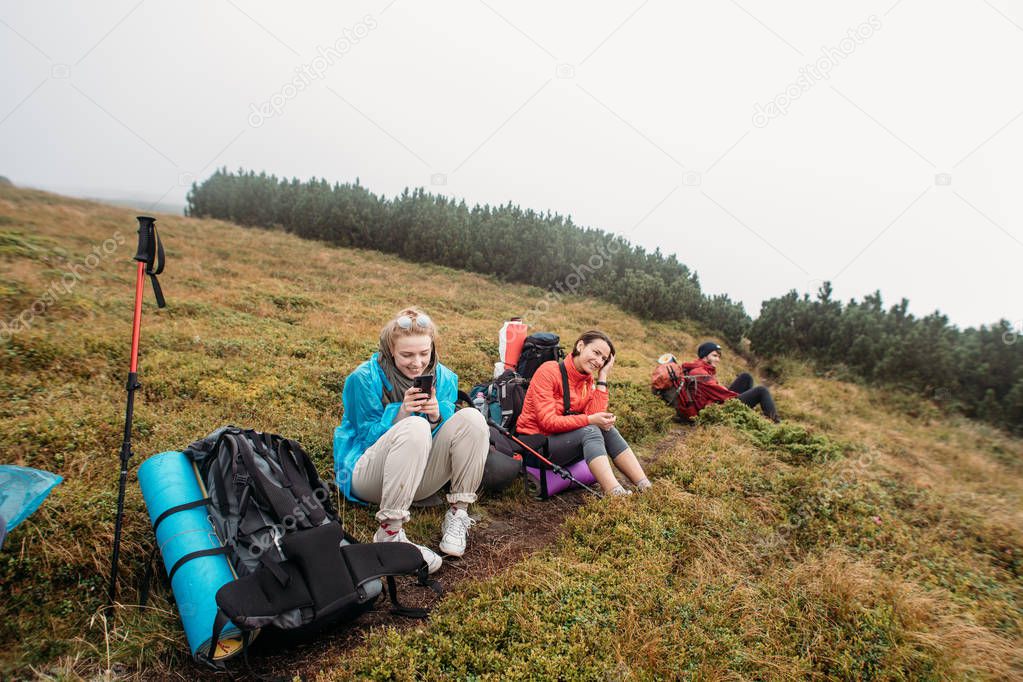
top-left (689, 341), bottom-right (779, 421)
top-left (516, 330), bottom-right (651, 496)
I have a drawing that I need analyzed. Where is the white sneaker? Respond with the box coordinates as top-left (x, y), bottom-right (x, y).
top-left (372, 526), bottom-right (442, 574)
top-left (439, 508), bottom-right (475, 557)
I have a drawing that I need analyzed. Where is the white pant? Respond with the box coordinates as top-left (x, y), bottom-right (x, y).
top-left (351, 408), bottom-right (488, 522)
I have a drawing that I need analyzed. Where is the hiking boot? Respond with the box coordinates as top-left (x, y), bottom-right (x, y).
top-left (372, 526), bottom-right (442, 574)
top-left (439, 508), bottom-right (475, 557)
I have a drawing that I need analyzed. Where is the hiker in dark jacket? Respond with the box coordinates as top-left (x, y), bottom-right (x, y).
top-left (517, 330), bottom-right (652, 496)
top-left (689, 341), bottom-right (780, 421)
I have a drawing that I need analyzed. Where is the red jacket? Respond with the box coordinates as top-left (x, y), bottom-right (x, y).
top-left (687, 359), bottom-right (738, 411)
top-left (516, 359), bottom-right (609, 435)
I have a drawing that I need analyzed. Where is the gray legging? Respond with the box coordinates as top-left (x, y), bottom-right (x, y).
top-left (540, 425), bottom-right (629, 467)
top-left (728, 372), bottom-right (778, 420)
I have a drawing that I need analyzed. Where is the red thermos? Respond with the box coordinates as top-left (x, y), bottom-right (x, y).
top-left (499, 318), bottom-right (528, 371)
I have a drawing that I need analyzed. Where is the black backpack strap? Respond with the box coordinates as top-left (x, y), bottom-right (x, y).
top-left (234, 435), bottom-right (300, 523)
top-left (280, 521), bottom-right (356, 609)
top-left (558, 361), bottom-right (576, 415)
top-left (207, 429), bottom-right (246, 519)
top-left (278, 438), bottom-right (329, 527)
top-left (258, 548), bottom-right (291, 586)
top-left (341, 541), bottom-right (426, 581)
top-left (138, 544), bottom-right (159, 608)
top-left (167, 546), bottom-right (231, 584)
top-left (273, 439), bottom-right (324, 528)
top-left (206, 608), bottom-right (232, 667)
top-left (385, 575), bottom-right (429, 618)
top-left (152, 498), bottom-right (211, 535)
top-left (417, 564), bottom-right (444, 596)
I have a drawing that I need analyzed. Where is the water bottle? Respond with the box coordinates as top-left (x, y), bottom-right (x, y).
top-left (472, 391), bottom-right (487, 415)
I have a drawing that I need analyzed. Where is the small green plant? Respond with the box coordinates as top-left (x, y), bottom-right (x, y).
top-left (697, 400), bottom-right (846, 464)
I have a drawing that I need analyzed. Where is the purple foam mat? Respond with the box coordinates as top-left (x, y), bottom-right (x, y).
top-left (525, 458), bottom-right (597, 496)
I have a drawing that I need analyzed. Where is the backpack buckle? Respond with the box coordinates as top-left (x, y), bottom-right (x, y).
top-left (232, 461), bottom-right (248, 488)
top-left (271, 526), bottom-right (284, 557)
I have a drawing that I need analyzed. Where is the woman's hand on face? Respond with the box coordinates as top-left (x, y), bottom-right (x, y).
top-left (398, 386), bottom-right (431, 419)
top-left (588, 411), bottom-right (616, 430)
top-left (598, 353), bottom-right (615, 382)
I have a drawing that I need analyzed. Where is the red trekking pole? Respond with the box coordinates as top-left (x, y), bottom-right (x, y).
top-left (108, 216), bottom-right (165, 606)
top-left (487, 420), bottom-right (603, 498)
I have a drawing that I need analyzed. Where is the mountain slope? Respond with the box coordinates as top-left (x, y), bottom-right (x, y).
top-left (0, 186), bottom-right (1020, 680)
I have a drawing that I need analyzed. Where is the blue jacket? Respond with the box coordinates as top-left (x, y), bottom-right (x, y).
top-left (333, 353), bottom-right (459, 502)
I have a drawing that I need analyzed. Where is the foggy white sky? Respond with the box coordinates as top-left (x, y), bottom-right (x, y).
top-left (2, 1), bottom-right (1020, 329)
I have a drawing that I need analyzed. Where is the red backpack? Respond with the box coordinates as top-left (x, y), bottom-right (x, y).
top-left (651, 356), bottom-right (703, 420)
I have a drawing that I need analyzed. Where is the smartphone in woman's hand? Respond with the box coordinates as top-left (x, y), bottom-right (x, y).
top-left (413, 374), bottom-right (434, 395)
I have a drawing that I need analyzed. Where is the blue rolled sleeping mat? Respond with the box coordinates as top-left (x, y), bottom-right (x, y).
top-left (137, 451), bottom-right (248, 662)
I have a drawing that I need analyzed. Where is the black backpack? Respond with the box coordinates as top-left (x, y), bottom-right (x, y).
top-left (515, 333), bottom-right (564, 380)
top-left (172, 427), bottom-right (435, 664)
top-left (462, 378), bottom-right (528, 493)
top-left (468, 370), bottom-right (530, 433)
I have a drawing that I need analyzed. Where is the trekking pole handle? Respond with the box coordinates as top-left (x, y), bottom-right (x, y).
top-left (134, 216), bottom-right (156, 264)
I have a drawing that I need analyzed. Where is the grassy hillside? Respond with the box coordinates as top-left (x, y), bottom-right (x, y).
top-left (1, 186), bottom-right (1020, 679)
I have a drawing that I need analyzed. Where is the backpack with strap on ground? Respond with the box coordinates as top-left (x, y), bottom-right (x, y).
top-left (165, 426), bottom-right (436, 665)
top-left (651, 357), bottom-right (704, 421)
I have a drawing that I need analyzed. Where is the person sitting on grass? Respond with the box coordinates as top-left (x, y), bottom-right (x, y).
top-left (333, 307), bottom-right (489, 573)
top-left (688, 341), bottom-right (779, 422)
top-left (515, 330), bottom-right (652, 496)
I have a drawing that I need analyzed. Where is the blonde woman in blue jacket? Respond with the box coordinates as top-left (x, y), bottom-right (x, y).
top-left (333, 308), bottom-right (488, 573)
